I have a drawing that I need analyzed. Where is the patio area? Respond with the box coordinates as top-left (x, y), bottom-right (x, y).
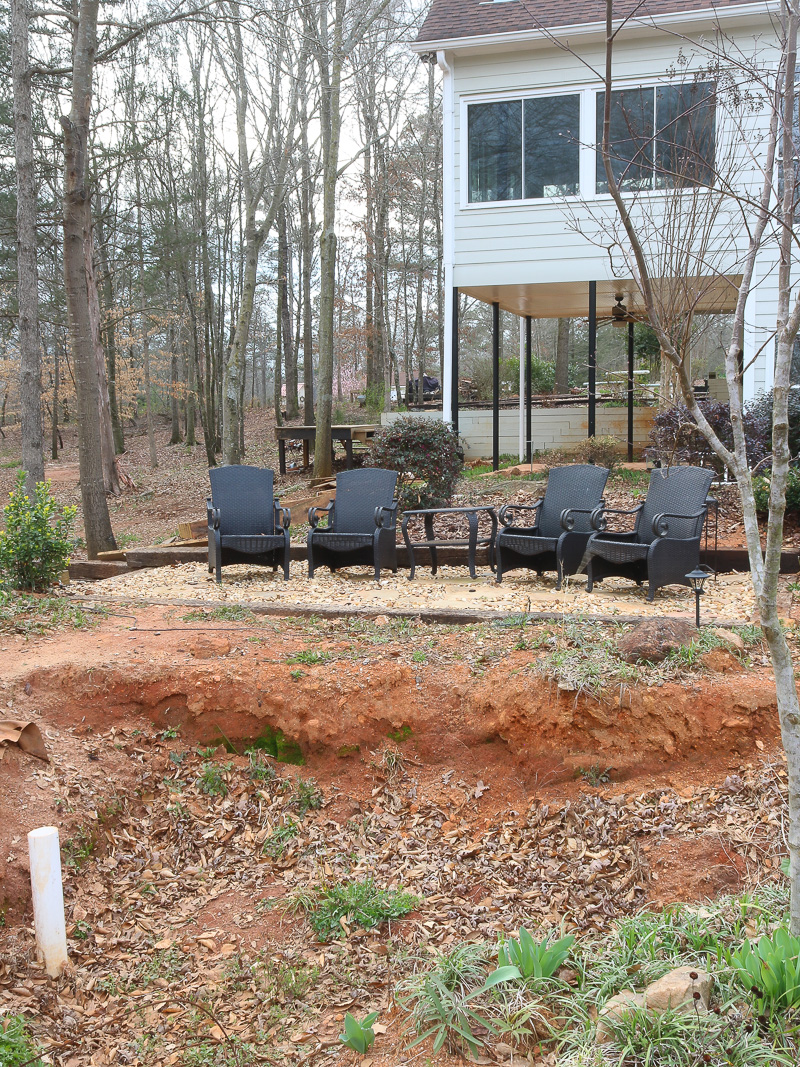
top-left (91, 561), bottom-right (758, 622)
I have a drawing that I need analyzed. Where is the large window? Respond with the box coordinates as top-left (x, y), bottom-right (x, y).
top-left (596, 81), bottom-right (715, 193)
top-left (467, 94), bottom-right (580, 203)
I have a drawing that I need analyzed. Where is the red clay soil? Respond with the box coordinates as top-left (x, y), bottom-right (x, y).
top-left (0, 604), bottom-right (782, 921)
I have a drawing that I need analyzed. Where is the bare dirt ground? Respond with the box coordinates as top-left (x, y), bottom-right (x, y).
top-left (0, 603), bottom-right (791, 1065)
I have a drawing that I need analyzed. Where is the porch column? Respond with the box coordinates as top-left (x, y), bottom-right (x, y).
top-left (492, 301), bottom-right (500, 471)
top-left (451, 287), bottom-right (459, 434)
top-left (588, 281), bottom-right (597, 437)
top-left (627, 319), bottom-right (634, 462)
top-left (526, 315), bottom-right (532, 465)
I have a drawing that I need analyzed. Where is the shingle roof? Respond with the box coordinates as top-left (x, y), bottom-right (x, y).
top-left (416, 0), bottom-right (764, 45)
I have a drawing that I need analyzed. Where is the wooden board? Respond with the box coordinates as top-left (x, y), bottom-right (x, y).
top-left (68, 561), bottom-right (129, 580)
top-left (178, 519), bottom-right (208, 540)
top-left (97, 549), bottom-right (127, 562)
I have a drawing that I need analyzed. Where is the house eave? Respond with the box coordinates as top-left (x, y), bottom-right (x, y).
top-left (411, 2), bottom-right (779, 56)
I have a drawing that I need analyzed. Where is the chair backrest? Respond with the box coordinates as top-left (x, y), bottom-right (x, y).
top-left (637, 466), bottom-right (715, 543)
top-left (209, 465), bottom-right (275, 536)
top-left (332, 468), bottom-right (398, 533)
top-left (538, 464), bottom-right (610, 537)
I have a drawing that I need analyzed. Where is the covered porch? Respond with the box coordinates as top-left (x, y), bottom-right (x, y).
top-left (445, 276), bottom-right (743, 470)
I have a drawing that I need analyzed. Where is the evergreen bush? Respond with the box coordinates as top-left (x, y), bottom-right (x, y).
top-left (0, 473), bottom-right (76, 591)
top-left (368, 417), bottom-right (464, 511)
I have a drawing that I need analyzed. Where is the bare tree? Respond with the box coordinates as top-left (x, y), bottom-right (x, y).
top-left (588, 0), bottom-right (800, 927)
top-left (10, 0), bottom-right (44, 491)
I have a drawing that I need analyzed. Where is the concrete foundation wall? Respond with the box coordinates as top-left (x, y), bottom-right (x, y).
top-left (382, 407), bottom-right (656, 460)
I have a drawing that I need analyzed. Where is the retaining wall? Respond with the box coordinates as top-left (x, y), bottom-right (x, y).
top-left (382, 406), bottom-right (656, 459)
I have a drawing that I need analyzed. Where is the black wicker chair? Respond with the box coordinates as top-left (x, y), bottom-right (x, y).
top-left (307, 468), bottom-right (399, 581)
top-left (580, 465), bottom-right (715, 601)
top-left (207, 466), bottom-right (290, 583)
top-left (495, 464), bottom-right (609, 586)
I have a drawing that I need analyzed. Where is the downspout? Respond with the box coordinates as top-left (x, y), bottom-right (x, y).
top-left (437, 49), bottom-right (455, 426)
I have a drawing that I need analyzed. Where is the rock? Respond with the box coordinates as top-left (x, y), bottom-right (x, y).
top-left (188, 636), bottom-right (231, 659)
top-left (644, 966), bottom-right (713, 1014)
top-left (700, 648), bottom-right (742, 672)
top-left (596, 990), bottom-right (646, 1043)
top-left (616, 619), bottom-right (697, 664)
top-left (596, 968), bottom-right (713, 1044)
top-left (710, 627), bottom-right (745, 652)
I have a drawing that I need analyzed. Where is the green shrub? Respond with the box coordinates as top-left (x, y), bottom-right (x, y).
top-left (339, 1011), bottom-right (379, 1054)
top-left (753, 468), bottom-right (800, 514)
top-left (0, 1015), bottom-right (44, 1067)
top-left (300, 877), bottom-right (420, 941)
top-left (369, 417), bottom-right (463, 510)
top-left (0, 473), bottom-right (76, 591)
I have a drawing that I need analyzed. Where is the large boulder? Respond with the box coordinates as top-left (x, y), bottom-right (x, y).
top-left (616, 619), bottom-right (697, 664)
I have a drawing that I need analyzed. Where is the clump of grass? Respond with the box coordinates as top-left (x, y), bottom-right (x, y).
top-left (182, 605), bottom-right (257, 623)
top-left (286, 649), bottom-right (330, 665)
top-left (246, 751), bottom-right (276, 781)
top-left (62, 826), bottom-right (97, 870)
top-left (577, 764), bottom-right (612, 787)
top-left (0, 591), bottom-right (99, 637)
top-left (294, 877), bottom-right (420, 941)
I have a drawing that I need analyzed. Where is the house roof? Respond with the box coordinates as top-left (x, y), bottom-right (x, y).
top-left (415, 0), bottom-right (766, 46)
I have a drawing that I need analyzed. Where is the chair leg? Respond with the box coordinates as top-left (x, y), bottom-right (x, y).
top-left (215, 556), bottom-right (222, 584)
top-left (585, 561), bottom-right (594, 593)
top-left (646, 582), bottom-right (657, 602)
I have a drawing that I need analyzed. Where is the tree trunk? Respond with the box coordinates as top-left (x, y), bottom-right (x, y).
top-left (11, 0), bottom-right (44, 491)
top-left (279, 206), bottom-right (298, 419)
top-left (60, 0), bottom-right (116, 556)
top-left (51, 342), bottom-right (60, 460)
top-left (85, 230), bottom-right (120, 494)
top-left (95, 209), bottom-right (125, 453)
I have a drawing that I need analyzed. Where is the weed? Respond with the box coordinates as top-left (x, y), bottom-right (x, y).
top-left (412, 649), bottom-right (426, 663)
top-left (290, 667), bottom-right (303, 680)
top-left (729, 928), bottom-right (800, 1012)
top-left (169, 750), bottom-right (186, 766)
top-left (293, 776), bottom-right (323, 814)
top-left (196, 761), bottom-right (232, 797)
top-left (162, 777), bottom-right (183, 793)
top-left (377, 745), bottom-right (405, 780)
top-left (0, 1015), bottom-right (44, 1066)
top-left (388, 724), bottom-right (413, 743)
top-left (244, 725), bottom-right (304, 765)
top-left (287, 649), bottom-right (330, 665)
top-left (116, 532), bottom-right (139, 547)
top-left (246, 751), bottom-right (276, 781)
top-left (62, 826), bottom-right (96, 870)
top-left (296, 877), bottom-right (420, 941)
top-left (72, 920), bottom-right (93, 940)
top-left (159, 726), bottom-right (179, 740)
top-left (262, 818), bottom-right (299, 859)
top-left (577, 764), bottom-right (612, 787)
top-left (0, 591), bottom-right (96, 637)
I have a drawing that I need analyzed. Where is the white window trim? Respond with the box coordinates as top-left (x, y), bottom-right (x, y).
top-left (459, 75), bottom-right (717, 209)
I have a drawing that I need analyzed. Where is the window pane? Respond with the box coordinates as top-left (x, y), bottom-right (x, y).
top-left (656, 82), bottom-right (715, 188)
top-left (468, 101), bottom-right (522, 202)
top-left (524, 95), bottom-right (580, 198)
top-left (596, 88), bottom-right (654, 193)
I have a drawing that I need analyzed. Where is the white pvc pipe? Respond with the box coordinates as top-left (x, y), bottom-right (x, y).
top-left (519, 317), bottom-right (525, 462)
top-left (28, 827), bottom-right (68, 977)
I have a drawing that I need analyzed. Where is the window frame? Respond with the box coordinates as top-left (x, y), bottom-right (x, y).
top-left (459, 76), bottom-right (717, 210)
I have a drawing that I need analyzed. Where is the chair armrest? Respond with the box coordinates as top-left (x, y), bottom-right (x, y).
top-left (498, 500), bottom-right (543, 528)
top-left (560, 507), bottom-right (594, 532)
top-left (590, 502), bottom-right (643, 531)
top-left (374, 502), bottom-right (398, 529)
top-left (207, 498), bottom-right (221, 530)
top-left (274, 500), bottom-right (291, 530)
top-left (308, 502), bottom-right (334, 529)
top-left (651, 508), bottom-right (707, 539)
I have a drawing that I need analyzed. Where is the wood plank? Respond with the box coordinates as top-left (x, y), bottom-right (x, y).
top-left (126, 546), bottom-right (208, 569)
top-left (68, 561), bottom-right (129, 580)
top-left (178, 519), bottom-right (208, 540)
top-left (97, 550), bottom-right (127, 562)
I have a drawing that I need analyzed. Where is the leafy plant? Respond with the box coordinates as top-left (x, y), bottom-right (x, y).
top-left (730, 928), bottom-right (800, 1011)
top-left (577, 764), bottom-right (612, 787)
top-left (62, 827), bottom-right (96, 870)
top-left (339, 1011), bottom-right (379, 1054)
top-left (497, 929), bottom-right (574, 981)
top-left (299, 877), bottom-right (419, 941)
top-left (286, 649), bottom-right (329, 665)
top-left (568, 434), bottom-right (622, 476)
top-left (0, 473), bottom-right (76, 591)
top-left (197, 762), bottom-right (232, 797)
top-left (369, 416), bottom-right (464, 510)
top-left (246, 751), bottom-right (276, 781)
top-left (753, 468), bottom-right (800, 515)
top-left (0, 1015), bottom-right (44, 1067)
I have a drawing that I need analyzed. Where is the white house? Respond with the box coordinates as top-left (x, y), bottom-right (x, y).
top-left (410, 0), bottom-right (784, 464)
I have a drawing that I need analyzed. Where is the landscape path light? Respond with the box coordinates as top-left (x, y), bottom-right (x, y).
top-left (685, 566), bottom-right (714, 628)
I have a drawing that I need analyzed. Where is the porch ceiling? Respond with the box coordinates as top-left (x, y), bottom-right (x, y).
top-left (460, 277), bottom-right (742, 319)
